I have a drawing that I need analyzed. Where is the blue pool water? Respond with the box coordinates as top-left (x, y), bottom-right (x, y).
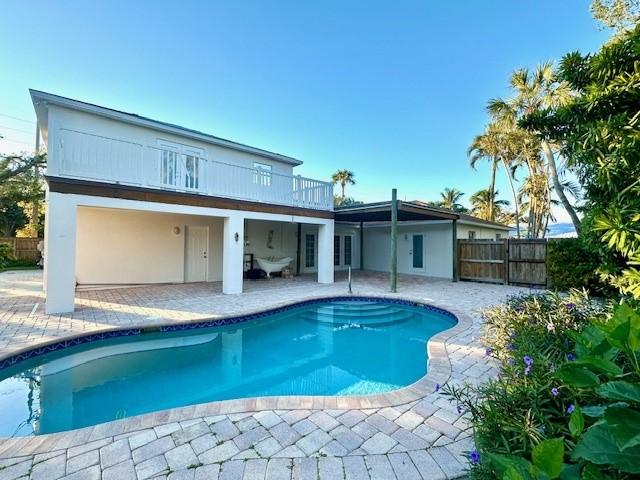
top-left (0, 299), bottom-right (455, 436)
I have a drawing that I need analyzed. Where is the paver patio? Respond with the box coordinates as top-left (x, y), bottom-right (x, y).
top-left (0, 270), bottom-right (530, 479)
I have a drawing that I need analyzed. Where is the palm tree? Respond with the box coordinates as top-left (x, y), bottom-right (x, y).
top-left (438, 188), bottom-right (466, 212)
top-left (468, 134), bottom-right (499, 222)
top-left (468, 124), bottom-right (524, 236)
top-left (469, 189), bottom-right (510, 221)
top-left (488, 62), bottom-right (581, 234)
top-left (331, 170), bottom-right (356, 198)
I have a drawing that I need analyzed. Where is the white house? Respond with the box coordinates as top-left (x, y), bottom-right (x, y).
top-left (33, 90), bottom-right (510, 314)
top-left (33, 90), bottom-right (336, 314)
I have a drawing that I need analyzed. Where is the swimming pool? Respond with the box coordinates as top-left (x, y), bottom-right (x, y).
top-left (0, 298), bottom-right (456, 436)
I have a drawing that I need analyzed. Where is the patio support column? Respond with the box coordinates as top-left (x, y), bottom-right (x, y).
top-left (390, 188), bottom-right (398, 293)
top-left (223, 213), bottom-right (245, 294)
top-left (317, 221), bottom-right (334, 284)
top-left (452, 218), bottom-right (458, 282)
top-left (45, 192), bottom-right (77, 314)
top-left (359, 221), bottom-right (364, 270)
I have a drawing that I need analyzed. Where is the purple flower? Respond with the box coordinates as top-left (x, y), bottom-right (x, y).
top-left (567, 353), bottom-right (576, 361)
top-left (507, 343), bottom-right (516, 351)
top-left (524, 356), bottom-right (533, 366)
top-left (485, 348), bottom-right (492, 357)
top-left (566, 303), bottom-right (575, 311)
top-left (515, 306), bottom-right (524, 313)
top-left (435, 383), bottom-right (440, 392)
top-left (469, 450), bottom-right (480, 464)
top-left (567, 404), bottom-right (575, 414)
top-left (457, 404), bottom-right (463, 414)
top-left (551, 387), bottom-right (559, 397)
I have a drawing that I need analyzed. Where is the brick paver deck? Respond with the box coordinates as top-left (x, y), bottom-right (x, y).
top-left (0, 270), bottom-right (528, 479)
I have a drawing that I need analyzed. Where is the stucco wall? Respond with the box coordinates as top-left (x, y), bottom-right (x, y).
top-left (76, 207), bottom-right (223, 284)
top-left (47, 104), bottom-right (296, 179)
top-left (361, 223), bottom-right (453, 279)
top-left (457, 223), bottom-right (508, 240)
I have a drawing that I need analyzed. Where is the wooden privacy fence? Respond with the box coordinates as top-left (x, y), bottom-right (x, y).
top-left (458, 238), bottom-right (547, 287)
top-left (0, 237), bottom-right (42, 262)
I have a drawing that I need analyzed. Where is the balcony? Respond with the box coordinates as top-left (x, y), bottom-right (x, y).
top-left (54, 128), bottom-right (334, 211)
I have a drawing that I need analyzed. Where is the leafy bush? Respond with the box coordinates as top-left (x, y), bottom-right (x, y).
top-left (440, 291), bottom-right (620, 479)
top-left (547, 238), bottom-right (608, 294)
top-left (0, 243), bottom-right (14, 269)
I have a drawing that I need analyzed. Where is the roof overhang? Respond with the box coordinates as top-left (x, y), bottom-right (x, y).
top-left (30, 89), bottom-right (303, 166)
top-left (334, 201), bottom-right (459, 223)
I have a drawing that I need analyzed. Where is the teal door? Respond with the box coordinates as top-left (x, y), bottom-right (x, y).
top-left (412, 234), bottom-right (424, 270)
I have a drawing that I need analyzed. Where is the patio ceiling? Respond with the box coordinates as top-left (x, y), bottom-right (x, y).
top-left (334, 200), bottom-right (458, 223)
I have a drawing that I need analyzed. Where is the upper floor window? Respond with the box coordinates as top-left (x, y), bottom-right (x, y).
top-left (158, 141), bottom-right (203, 190)
top-left (468, 231), bottom-right (476, 240)
top-left (253, 162), bottom-right (272, 187)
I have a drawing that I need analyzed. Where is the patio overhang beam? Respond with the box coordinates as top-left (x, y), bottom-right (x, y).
top-left (334, 200), bottom-right (458, 223)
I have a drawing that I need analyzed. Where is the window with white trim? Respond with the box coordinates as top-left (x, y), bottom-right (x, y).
top-left (253, 162), bottom-right (272, 186)
top-left (158, 141), bottom-right (203, 190)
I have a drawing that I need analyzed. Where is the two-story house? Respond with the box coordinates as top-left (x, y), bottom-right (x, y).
top-left (32, 90), bottom-right (336, 314)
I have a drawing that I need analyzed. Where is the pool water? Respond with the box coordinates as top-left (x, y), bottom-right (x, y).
top-left (0, 299), bottom-right (455, 436)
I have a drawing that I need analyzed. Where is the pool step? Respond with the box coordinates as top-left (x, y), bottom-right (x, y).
top-left (300, 308), bottom-right (415, 326)
top-left (311, 305), bottom-right (411, 318)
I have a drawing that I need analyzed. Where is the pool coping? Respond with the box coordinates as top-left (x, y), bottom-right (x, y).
top-left (0, 294), bottom-right (472, 458)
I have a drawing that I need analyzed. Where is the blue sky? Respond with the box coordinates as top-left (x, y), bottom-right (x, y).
top-left (0, 1), bottom-right (608, 219)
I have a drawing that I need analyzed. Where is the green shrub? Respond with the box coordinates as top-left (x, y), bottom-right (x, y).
top-left (440, 291), bottom-right (617, 479)
top-left (0, 243), bottom-right (14, 269)
top-left (547, 238), bottom-right (605, 294)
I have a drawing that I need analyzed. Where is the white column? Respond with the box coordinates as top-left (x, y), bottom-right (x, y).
top-left (317, 221), bottom-right (334, 284)
top-left (45, 192), bottom-right (77, 314)
top-left (222, 214), bottom-right (245, 294)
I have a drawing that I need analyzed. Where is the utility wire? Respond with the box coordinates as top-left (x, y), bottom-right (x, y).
top-left (0, 113), bottom-right (36, 124)
top-left (0, 124), bottom-right (34, 135)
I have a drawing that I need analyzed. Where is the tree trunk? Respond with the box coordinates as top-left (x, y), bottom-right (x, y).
top-left (541, 140), bottom-right (581, 234)
top-left (502, 158), bottom-right (520, 238)
top-left (488, 159), bottom-right (497, 221)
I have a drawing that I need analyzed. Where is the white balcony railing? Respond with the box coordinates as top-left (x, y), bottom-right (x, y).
top-left (56, 128), bottom-right (333, 211)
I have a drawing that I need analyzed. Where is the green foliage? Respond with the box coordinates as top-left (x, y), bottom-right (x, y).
top-left (0, 244), bottom-right (13, 269)
top-left (0, 153), bottom-right (45, 237)
top-left (442, 296), bottom-right (640, 479)
top-left (525, 25), bottom-right (640, 300)
top-left (440, 292), bottom-right (607, 479)
top-left (547, 239), bottom-right (610, 295)
top-left (591, 0), bottom-right (640, 33)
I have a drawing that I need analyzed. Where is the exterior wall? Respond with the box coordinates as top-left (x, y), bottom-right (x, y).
top-left (76, 207), bottom-right (223, 284)
top-left (457, 223), bottom-right (508, 240)
top-left (47, 105), bottom-right (295, 179)
top-left (361, 222), bottom-right (453, 279)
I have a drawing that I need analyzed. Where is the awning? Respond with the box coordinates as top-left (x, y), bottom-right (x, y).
top-left (334, 200), bottom-right (458, 223)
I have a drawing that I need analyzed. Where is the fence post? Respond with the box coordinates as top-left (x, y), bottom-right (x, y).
top-left (504, 238), bottom-right (509, 285)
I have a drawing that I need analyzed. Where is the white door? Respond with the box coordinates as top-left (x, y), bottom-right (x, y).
top-left (185, 226), bottom-right (209, 282)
